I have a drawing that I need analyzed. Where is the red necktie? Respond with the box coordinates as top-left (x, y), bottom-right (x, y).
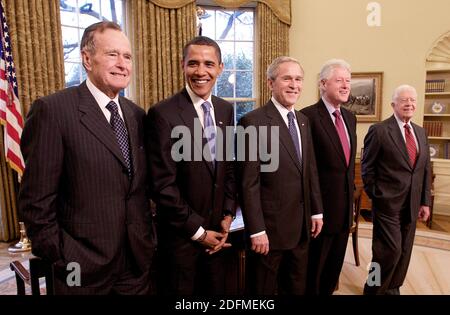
top-left (404, 124), bottom-right (417, 167)
top-left (333, 110), bottom-right (350, 166)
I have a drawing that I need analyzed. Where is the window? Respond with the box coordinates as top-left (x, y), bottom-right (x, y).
top-left (60, 0), bottom-right (125, 88)
top-left (199, 6), bottom-right (255, 125)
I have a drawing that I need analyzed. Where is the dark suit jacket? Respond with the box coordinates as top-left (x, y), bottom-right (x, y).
top-left (146, 88), bottom-right (236, 248)
top-left (238, 101), bottom-right (323, 250)
top-left (301, 99), bottom-right (357, 234)
top-left (19, 82), bottom-right (155, 290)
top-left (362, 115), bottom-right (432, 220)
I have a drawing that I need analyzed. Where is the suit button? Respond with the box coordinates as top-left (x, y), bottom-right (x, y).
top-left (214, 184), bottom-right (219, 188)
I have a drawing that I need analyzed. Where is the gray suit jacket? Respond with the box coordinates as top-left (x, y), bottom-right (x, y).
top-left (19, 82), bottom-right (156, 291)
top-left (362, 115), bottom-right (432, 220)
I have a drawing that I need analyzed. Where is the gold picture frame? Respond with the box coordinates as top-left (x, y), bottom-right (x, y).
top-left (342, 72), bottom-right (383, 122)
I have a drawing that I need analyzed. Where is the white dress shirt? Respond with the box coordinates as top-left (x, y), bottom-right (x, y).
top-left (185, 85), bottom-right (218, 241)
top-left (86, 78), bottom-right (123, 122)
top-left (393, 114), bottom-right (419, 152)
top-left (322, 97), bottom-right (351, 146)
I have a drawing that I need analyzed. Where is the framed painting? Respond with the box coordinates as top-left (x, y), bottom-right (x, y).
top-left (342, 72), bottom-right (383, 122)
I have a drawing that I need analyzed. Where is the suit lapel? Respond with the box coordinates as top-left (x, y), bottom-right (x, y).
top-left (387, 115), bottom-right (412, 169)
top-left (317, 100), bottom-right (348, 166)
top-left (212, 95), bottom-right (228, 169)
top-left (177, 89), bottom-right (215, 175)
top-left (78, 82), bottom-right (128, 170)
top-left (411, 122), bottom-right (426, 168)
top-left (295, 111), bottom-right (308, 173)
top-left (265, 101), bottom-right (302, 173)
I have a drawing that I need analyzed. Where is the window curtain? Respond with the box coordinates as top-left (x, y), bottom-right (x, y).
top-left (255, 1), bottom-right (289, 105)
top-left (0, 0), bottom-right (64, 241)
top-left (127, 0), bottom-right (197, 110)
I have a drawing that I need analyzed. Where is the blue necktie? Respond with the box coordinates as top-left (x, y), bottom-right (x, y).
top-left (287, 111), bottom-right (302, 164)
top-left (106, 101), bottom-right (132, 177)
top-left (201, 101), bottom-right (216, 163)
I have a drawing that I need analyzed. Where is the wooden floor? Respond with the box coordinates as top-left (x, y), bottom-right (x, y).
top-left (0, 216), bottom-right (449, 295)
top-left (337, 223), bottom-right (450, 294)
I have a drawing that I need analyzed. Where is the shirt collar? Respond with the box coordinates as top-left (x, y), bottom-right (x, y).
top-left (322, 96), bottom-right (341, 116)
top-left (271, 96), bottom-right (295, 118)
top-left (186, 84), bottom-right (214, 112)
top-left (393, 113), bottom-right (413, 129)
top-left (86, 78), bottom-right (120, 108)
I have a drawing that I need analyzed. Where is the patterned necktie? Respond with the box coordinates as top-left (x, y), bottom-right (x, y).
top-left (404, 124), bottom-right (417, 168)
top-left (333, 110), bottom-right (350, 166)
top-left (287, 111), bottom-right (302, 164)
top-left (106, 101), bottom-right (132, 177)
top-left (201, 101), bottom-right (216, 163)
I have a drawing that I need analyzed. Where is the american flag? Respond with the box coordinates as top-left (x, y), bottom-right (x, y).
top-left (0, 1), bottom-right (24, 176)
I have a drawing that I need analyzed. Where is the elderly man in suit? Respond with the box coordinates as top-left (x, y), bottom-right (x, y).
top-left (146, 36), bottom-right (236, 295)
top-left (301, 59), bottom-right (357, 295)
top-left (362, 84), bottom-right (431, 295)
top-left (237, 56), bottom-right (323, 295)
top-left (19, 21), bottom-right (156, 295)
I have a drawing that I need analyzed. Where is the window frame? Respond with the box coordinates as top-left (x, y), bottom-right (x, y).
top-left (60, 0), bottom-right (126, 93)
top-left (199, 5), bottom-right (257, 125)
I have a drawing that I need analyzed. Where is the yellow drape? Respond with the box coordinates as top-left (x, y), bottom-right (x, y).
top-left (149, 0), bottom-right (291, 25)
top-left (128, 0), bottom-right (196, 110)
top-left (0, 0), bottom-right (64, 241)
top-left (256, 2), bottom-right (289, 105)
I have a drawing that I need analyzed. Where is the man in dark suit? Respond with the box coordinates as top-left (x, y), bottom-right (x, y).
top-left (146, 36), bottom-right (236, 295)
top-left (362, 84), bottom-right (431, 295)
top-left (19, 22), bottom-right (155, 295)
top-left (237, 56), bottom-right (323, 295)
top-left (301, 59), bottom-right (357, 295)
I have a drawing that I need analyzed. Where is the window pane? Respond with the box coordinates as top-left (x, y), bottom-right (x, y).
top-left (65, 63), bottom-right (82, 87)
top-left (79, 1), bottom-right (102, 28)
top-left (62, 26), bottom-right (80, 63)
top-left (216, 10), bottom-right (235, 40)
top-left (200, 10), bottom-right (215, 38)
top-left (101, 0), bottom-right (113, 21)
top-left (113, 0), bottom-right (124, 25)
top-left (61, 0), bottom-right (124, 88)
top-left (236, 101), bottom-right (255, 123)
top-left (217, 71), bottom-right (234, 98)
top-left (235, 42), bottom-right (253, 70)
top-left (236, 71), bottom-right (253, 98)
top-left (219, 42), bottom-right (234, 70)
top-left (60, 1), bottom-right (78, 27)
top-left (235, 11), bottom-right (254, 41)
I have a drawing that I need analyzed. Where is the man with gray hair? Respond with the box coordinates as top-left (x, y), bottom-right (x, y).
top-left (361, 84), bottom-right (431, 295)
top-left (301, 59), bottom-right (357, 295)
top-left (19, 21), bottom-right (156, 294)
top-left (238, 56), bottom-right (323, 294)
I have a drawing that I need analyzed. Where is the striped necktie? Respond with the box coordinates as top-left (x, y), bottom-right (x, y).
top-left (287, 111), bottom-right (302, 164)
top-left (333, 110), bottom-right (351, 166)
top-left (404, 124), bottom-right (417, 167)
top-left (201, 101), bottom-right (216, 163)
top-left (106, 101), bottom-right (132, 177)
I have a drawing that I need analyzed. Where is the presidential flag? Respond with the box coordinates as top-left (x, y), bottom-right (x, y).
top-left (0, 1), bottom-right (25, 176)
